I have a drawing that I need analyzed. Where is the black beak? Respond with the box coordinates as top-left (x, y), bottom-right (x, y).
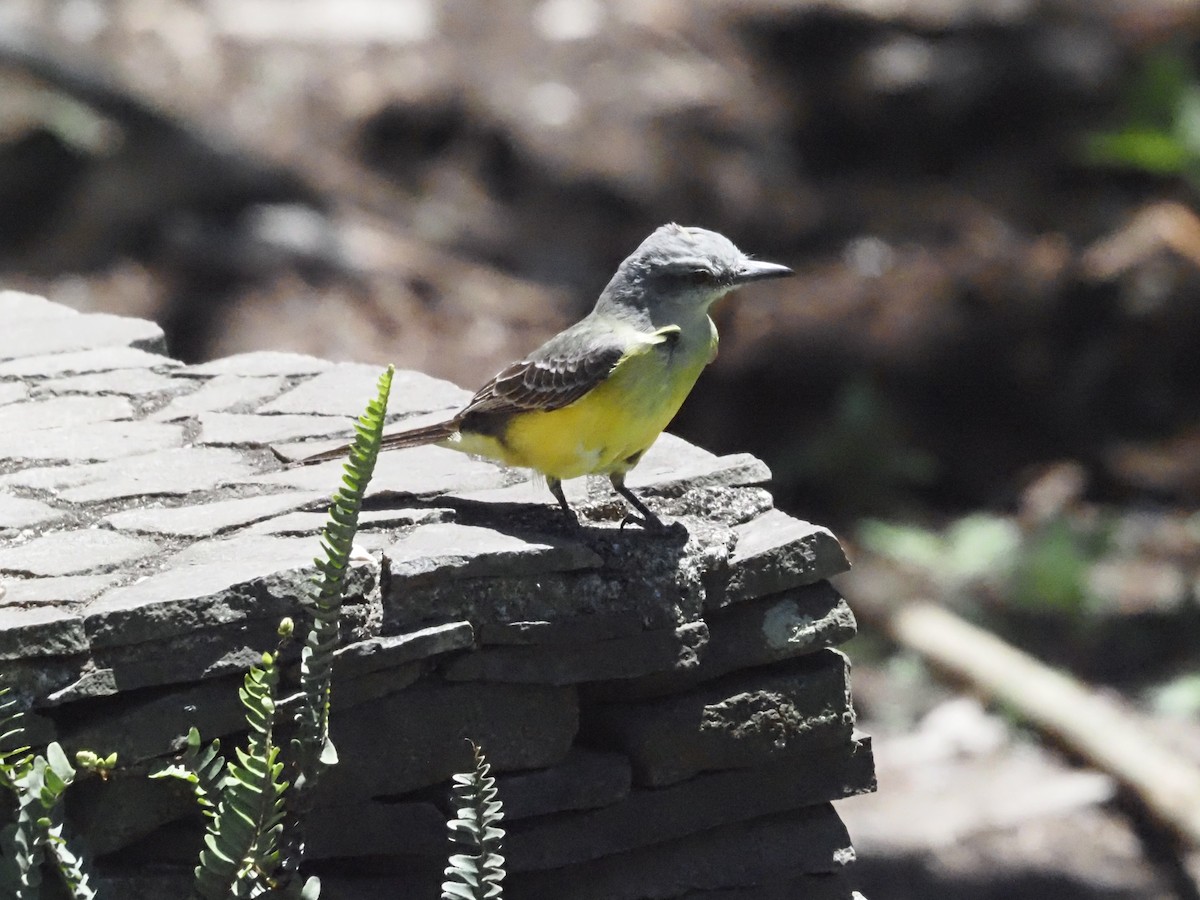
top-left (733, 259), bottom-right (794, 283)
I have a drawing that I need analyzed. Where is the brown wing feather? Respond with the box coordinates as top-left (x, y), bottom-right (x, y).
top-left (294, 327), bottom-right (635, 464)
top-left (463, 344), bottom-right (626, 417)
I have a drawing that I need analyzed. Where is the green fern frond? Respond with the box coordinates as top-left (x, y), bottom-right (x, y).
top-left (157, 367), bottom-right (393, 900)
top-left (38, 749), bottom-right (97, 900)
top-left (442, 742), bottom-right (506, 900)
top-left (293, 365), bottom-right (393, 780)
top-left (191, 652), bottom-right (288, 900)
top-left (0, 725), bottom-right (97, 900)
top-left (151, 727), bottom-right (226, 820)
top-left (275, 365), bottom-right (392, 897)
top-left (0, 688), bottom-right (32, 793)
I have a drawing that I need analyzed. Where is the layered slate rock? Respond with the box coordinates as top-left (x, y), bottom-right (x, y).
top-left (0, 293), bottom-right (874, 899)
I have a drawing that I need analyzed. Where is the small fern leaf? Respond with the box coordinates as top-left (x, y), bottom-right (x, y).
top-left (294, 366), bottom-right (393, 768)
top-left (191, 653), bottom-right (288, 899)
top-left (442, 742), bottom-right (507, 900)
top-left (272, 366), bottom-right (394, 896)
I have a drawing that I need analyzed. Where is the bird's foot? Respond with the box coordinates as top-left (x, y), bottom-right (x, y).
top-left (619, 510), bottom-right (684, 535)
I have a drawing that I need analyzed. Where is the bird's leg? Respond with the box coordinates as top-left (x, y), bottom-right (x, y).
top-left (609, 472), bottom-right (666, 532)
top-left (548, 477), bottom-right (580, 528)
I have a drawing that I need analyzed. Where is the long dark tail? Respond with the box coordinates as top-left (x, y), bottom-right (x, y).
top-left (291, 418), bottom-right (460, 466)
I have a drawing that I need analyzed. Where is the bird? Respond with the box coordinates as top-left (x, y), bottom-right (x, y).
top-left (295, 224), bottom-right (793, 530)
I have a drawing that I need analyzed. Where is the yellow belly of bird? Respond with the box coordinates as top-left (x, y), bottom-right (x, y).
top-left (456, 341), bottom-right (710, 481)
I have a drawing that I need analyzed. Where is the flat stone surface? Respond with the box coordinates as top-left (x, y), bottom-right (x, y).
top-left (496, 748), bottom-right (632, 820)
top-left (0, 382), bottom-right (30, 405)
top-left (460, 477), bottom-right (774, 532)
top-left (273, 407), bottom-right (461, 464)
top-left (196, 411), bottom-right (353, 445)
top-left (320, 678), bottom-right (579, 800)
top-left (583, 650), bottom-right (854, 787)
top-left (247, 505), bottom-right (452, 535)
top-left (0, 291), bottom-right (79, 322)
top-left (1, 293), bottom-right (81, 324)
top-left (0, 420), bottom-right (184, 463)
top-left (632, 450), bottom-right (772, 493)
top-left (509, 804), bottom-right (856, 889)
top-left (180, 350), bottom-right (335, 377)
top-left (625, 435), bottom-right (772, 493)
top-left (505, 739), bottom-right (873, 873)
top-left (385, 570), bottom-right (620, 634)
top-left (447, 476), bottom-right (598, 513)
top-left (246, 443), bottom-right (512, 496)
top-left (0, 529), bottom-right (160, 578)
top-left (0, 313), bottom-right (164, 360)
top-left (335, 621), bottom-right (475, 676)
top-left (659, 483), bottom-right (777, 529)
top-left (83, 534), bottom-right (328, 646)
top-left (385, 522), bottom-right (602, 585)
top-left (0, 493), bottom-right (68, 530)
top-left (104, 492), bottom-right (328, 537)
top-left (383, 518), bottom-right (718, 633)
top-left (149, 374), bottom-right (287, 421)
top-left (0, 574), bottom-right (119, 605)
top-left (718, 509), bottom-right (850, 607)
top-left (0, 347), bottom-right (178, 378)
top-left (0, 395), bottom-right (133, 432)
top-left (587, 581), bottom-right (858, 700)
top-left (260, 363), bottom-right (469, 416)
top-left (2, 448), bottom-right (262, 503)
top-left (44, 368), bottom-right (182, 397)
top-left (0, 605), bottom-right (87, 659)
top-left (443, 621), bottom-right (708, 685)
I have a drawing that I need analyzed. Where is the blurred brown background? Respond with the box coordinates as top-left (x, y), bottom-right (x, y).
top-left (4, 0), bottom-right (1200, 897)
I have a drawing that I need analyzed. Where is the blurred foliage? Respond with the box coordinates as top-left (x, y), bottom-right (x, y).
top-left (1149, 672), bottom-right (1200, 717)
top-left (859, 510), bottom-right (1111, 618)
top-left (1011, 519), bottom-right (1095, 613)
top-left (1085, 46), bottom-right (1200, 188)
top-left (860, 514), bottom-right (1020, 595)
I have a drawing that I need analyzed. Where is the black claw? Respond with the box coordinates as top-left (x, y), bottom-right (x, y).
top-left (609, 473), bottom-right (671, 532)
top-left (619, 511), bottom-right (669, 533)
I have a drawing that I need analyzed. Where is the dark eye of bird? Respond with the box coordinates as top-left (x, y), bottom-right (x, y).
top-left (687, 268), bottom-right (715, 285)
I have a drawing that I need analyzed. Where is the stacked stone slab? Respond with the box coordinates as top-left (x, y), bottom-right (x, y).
top-left (0, 292), bottom-right (874, 899)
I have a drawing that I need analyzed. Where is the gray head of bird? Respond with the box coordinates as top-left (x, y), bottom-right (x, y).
top-left (598, 223), bottom-right (793, 317)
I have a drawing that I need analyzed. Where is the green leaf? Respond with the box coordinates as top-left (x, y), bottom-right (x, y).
top-left (1150, 673), bottom-right (1200, 716)
top-left (1013, 519), bottom-right (1090, 613)
top-left (442, 741), bottom-right (506, 899)
top-left (1125, 48), bottom-right (1195, 129)
top-left (857, 519), bottom-right (946, 571)
top-left (942, 514), bottom-right (1022, 583)
top-left (319, 737), bottom-right (338, 767)
top-left (1084, 128), bottom-right (1191, 174)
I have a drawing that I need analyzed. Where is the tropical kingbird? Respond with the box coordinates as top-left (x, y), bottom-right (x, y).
top-left (297, 224), bottom-right (793, 529)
